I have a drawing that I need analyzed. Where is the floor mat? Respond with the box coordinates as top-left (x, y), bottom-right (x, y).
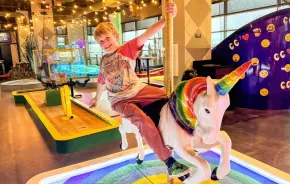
top-left (29, 148), bottom-right (290, 184)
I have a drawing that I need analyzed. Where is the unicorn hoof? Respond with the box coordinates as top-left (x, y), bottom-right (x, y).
top-left (211, 167), bottom-right (219, 180)
top-left (120, 143), bottom-right (128, 150)
top-left (178, 173), bottom-right (190, 181)
top-left (136, 155), bottom-right (143, 165)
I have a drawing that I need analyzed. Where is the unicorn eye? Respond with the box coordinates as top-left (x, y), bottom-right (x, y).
top-left (205, 108), bottom-right (210, 114)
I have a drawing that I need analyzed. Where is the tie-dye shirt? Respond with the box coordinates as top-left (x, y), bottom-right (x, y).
top-left (97, 38), bottom-right (146, 105)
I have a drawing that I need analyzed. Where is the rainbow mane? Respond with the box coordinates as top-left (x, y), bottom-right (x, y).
top-left (169, 77), bottom-right (207, 134)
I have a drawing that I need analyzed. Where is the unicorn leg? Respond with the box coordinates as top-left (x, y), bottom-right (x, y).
top-left (212, 131), bottom-right (231, 180)
top-left (174, 145), bottom-right (211, 184)
top-left (135, 131), bottom-right (144, 164)
top-left (119, 123), bottom-right (128, 150)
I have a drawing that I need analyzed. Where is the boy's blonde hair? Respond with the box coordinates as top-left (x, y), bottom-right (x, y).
top-left (94, 22), bottom-right (119, 41)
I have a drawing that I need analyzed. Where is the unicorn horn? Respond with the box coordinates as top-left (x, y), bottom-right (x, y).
top-left (215, 61), bottom-right (252, 95)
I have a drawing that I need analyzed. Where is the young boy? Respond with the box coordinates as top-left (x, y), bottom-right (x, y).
top-left (89, 3), bottom-right (191, 178)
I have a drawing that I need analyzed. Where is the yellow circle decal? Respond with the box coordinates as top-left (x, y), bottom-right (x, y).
top-left (251, 58), bottom-right (259, 66)
top-left (259, 70), bottom-right (268, 78)
top-left (232, 54), bottom-right (240, 62)
top-left (260, 88), bottom-right (269, 96)
top-left (285, 33), bottom-right (290, 42)
top-left (261, 39), bottom-right (270, 48)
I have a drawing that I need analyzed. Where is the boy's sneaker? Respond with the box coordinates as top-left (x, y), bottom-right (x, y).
top-left (165, 157), bottom-right (191, 178)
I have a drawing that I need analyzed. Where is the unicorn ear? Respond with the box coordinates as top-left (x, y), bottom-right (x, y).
top-left (206, 76), bottom-right (216, 96)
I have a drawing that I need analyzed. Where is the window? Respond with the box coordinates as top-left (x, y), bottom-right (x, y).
top-left (57, 36), bottom-right (65, 45)
top-left (226, 7), bottom-right (277, 30)
top-left (87, 27), bottom-right (95, 35)
top-left (87, 35), bottom-right (103, 65)
top-left (136, 17), bottom-right (158, 30)
top-left (122, 22), bottom-right (135, 32)
top-left (212, 2), bottom-right (224, 16)
top-left (55, 26), bottom-right (67, 35)
top-left (212, 32), bottom-right (224, 48)
top-left (212, 16), bottom-right (224, 32)
top-left (228, 0), bottom-right (277, 13)
top-left (122, 16), bottom-right (163, 66)
top-left (211, 1), bottom-right (283, 47)
top-left (123, 31), bottom-right (136, 42)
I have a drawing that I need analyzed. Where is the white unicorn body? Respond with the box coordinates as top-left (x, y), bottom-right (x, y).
top-left (119, 61), bottom-right (252, 183)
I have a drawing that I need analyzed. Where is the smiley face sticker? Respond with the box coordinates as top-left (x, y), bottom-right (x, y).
top-left (285, 33), bottom-right (290, 42)
top-left (266, 24), bottom-right (275, 32)
top-left (259, 70), bottom-right (268, 78)
top-left (260, 88), bottom-right (269, 96)
top-left (284, 64), bottom-right (290, 72)
top-left (232, 54), bottom-right (240, 62)
top-left (261, 39), bottom-right (270, 48)
top-left (253, 28), bottom-right (261, 37)
top-left (251, 58), bottom-right (259, 66)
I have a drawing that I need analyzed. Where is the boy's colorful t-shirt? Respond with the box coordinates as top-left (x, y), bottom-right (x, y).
top-left (98, 38), bottom-right (146, 105)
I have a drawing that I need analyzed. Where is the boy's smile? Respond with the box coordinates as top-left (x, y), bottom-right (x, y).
top-left (97, 32), bottom-right (119, 53)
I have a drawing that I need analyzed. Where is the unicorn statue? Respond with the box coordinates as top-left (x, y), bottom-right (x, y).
top-left (119, 61), bottom-right (252, 183)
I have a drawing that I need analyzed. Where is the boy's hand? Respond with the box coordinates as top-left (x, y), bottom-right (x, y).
top-left (89, 98), bottom-right (98, 108)
top-left (166, 2), bottom-right (177, 18)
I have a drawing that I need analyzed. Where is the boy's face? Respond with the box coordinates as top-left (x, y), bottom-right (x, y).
top-left (97, 32), bottom-right (119, 53)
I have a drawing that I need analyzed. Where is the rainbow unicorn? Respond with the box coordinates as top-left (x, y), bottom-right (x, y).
top-left (119, 61), bottom-right (252, 183)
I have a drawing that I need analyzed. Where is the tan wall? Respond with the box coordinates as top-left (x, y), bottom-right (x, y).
top-left (173, 0), bottom-right (212, 85)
